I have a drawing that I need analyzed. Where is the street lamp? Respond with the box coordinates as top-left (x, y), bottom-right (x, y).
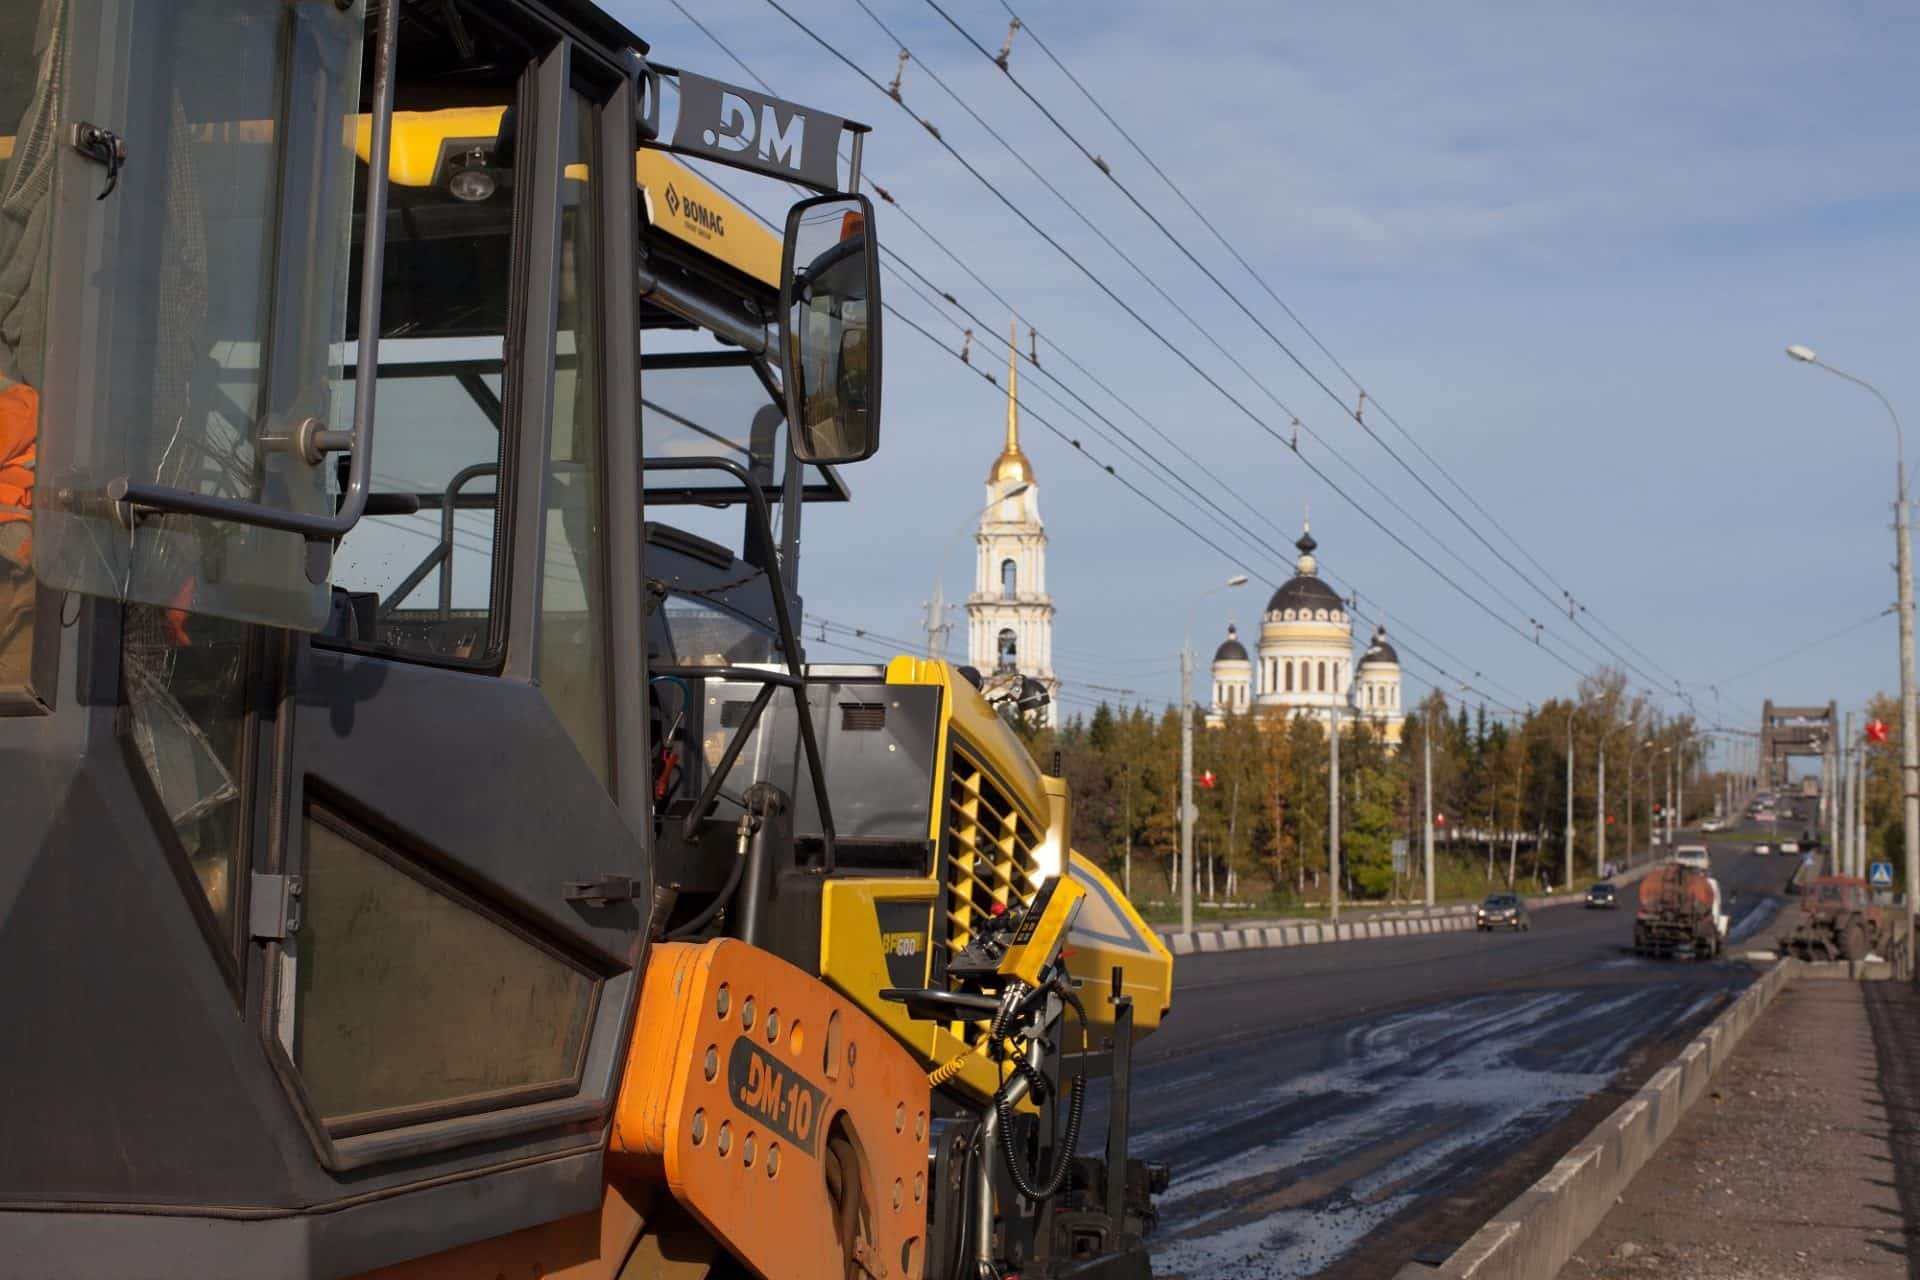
top-left (1788, 343), bottom-right (1917, 973)
top-left (1181, 573), bottom-right (1250, 936)
top-left (1627, 737), bottom-right (1654, 866)
top-left (927, 482), bottom-right (1032, 659)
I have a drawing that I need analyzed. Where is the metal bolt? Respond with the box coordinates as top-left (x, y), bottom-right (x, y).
top-left (743, 1133), bottom-right (756, 1167)
top-left (717, 1121), bottom-right (732, 1157)
top-left (716, 985), bottom-right (731, 1019)
top-left (742, 996), bottom-right (756, 1030)
top-left (704, 1046), bottom-right (718, 1081)
top-left (766, 1009), bottom-right (780, 1044)
top-left (691, 1110), bottom-right (707, 1145)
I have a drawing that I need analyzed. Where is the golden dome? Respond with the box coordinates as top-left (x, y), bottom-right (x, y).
top-left (987, 317), bottom-right (1036, 486)
top-left (989, 445), bottom-right (1032, 485)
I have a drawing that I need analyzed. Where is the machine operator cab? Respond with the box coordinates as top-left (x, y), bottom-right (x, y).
top-left (0, 0), bottom-right (883, 1271)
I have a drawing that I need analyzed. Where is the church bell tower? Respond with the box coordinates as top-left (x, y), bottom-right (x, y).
top-left (966, 322), bottom-right (1057, 725)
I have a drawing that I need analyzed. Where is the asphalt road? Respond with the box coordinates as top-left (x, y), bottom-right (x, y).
top-left (1120, 838), bottom-right (1797, 1279)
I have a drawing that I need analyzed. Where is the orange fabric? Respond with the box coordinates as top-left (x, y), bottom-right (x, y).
top-left (0, 382), bottom-right (37, 564)
top-left (163, 577), bottom-right (194, 646)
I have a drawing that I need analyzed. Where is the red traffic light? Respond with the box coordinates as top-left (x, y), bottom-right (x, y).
top-left (1868, 718), bottom-right (1890, 744)
top-left (1435, 813), bottom-right (1447, 826)
top-left (1606, 814), bottom-right (1616, 825)
top-left (1199, 770), bottom-right (1217, 790)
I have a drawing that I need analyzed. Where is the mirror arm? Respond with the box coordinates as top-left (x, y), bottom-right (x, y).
top-left (642, 456), bottom-right (836, 868)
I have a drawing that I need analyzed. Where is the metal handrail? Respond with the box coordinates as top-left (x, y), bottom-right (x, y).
top-left (109, 0), bottom-right (398, 543)
top-left (378, 462), bottom-right (499, 617)
top-left (644, 455), bottom-right (836, 866)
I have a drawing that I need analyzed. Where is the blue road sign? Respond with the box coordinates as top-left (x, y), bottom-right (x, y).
top-left (1869, 861), bottom-right (1895, 888)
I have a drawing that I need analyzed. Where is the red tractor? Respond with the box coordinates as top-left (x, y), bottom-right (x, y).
top-left (1780, 876), bottom-right (1885, 962)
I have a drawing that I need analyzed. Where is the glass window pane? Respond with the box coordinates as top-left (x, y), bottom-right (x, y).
top-left (326, 43), bottom-right (524, 662)
top-left (292, 812), bottom-right (597, 1127)
top-left (32, 0), bottom-right (363, 631)
top-left (0, 0), bottom-right (58, 691)
top-left (125, 608), bottom-right (250, 934)
top-left (538, 94), bottom-right (609, 782)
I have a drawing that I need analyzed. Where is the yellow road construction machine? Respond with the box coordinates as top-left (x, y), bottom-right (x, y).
top-left (0, 2), bottom-right (1172, 1277)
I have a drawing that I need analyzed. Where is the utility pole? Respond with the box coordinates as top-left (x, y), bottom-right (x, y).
top-left (1597, 741), bottom-right (1607, 876)
top-left (1564, 710), bottom-right (1576, 891)
top-left (1828, 733), bottom-right (1841, 864)
top-left (1328, 702), bottom-right (1342, 922)
top-left (1844, 711), bottom-right (1857, 878)
top-left (1423, 715), bottom-right (1436, 907)
top-left (1179, 574), bottom-right (1247, 937)
top-left (1852, 741), bottom-right (1864, 877)
top-left (1179, 641), bottom-right (1195, 936)
top-left (1665, 751), bottom-right (1674, 848)
top-left (1899, 472), bottom-right (1918, 968)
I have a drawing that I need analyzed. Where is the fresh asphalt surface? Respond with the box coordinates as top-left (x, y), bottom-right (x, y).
top-left (1117, 831), bottom-right (1801, 1279)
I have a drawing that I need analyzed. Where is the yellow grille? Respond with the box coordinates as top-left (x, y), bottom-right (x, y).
top-left (944, 750), bottom-right (1044, 1046)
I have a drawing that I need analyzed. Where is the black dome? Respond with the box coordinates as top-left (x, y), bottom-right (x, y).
top-left (1265, 574), bottom-right (1345, 617)
top-left (1213, 624), bottom-right (1249, 663)
top-left (1358, 627), bottom-right (1399, 667)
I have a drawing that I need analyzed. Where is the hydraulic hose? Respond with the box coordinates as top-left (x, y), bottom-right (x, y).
top-left (993, 983), bottom-right (1088, 1202)
top-left (665, 813), bottom-right (755, 941)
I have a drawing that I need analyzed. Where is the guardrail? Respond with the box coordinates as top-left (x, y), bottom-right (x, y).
top-left (1159, 861), bottom-right (1660, 957)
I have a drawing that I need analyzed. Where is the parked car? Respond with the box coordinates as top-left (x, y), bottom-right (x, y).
top-left (1779, 840), bottom-right (1800, 855)
top-left (1753, 843), bottom-right (1772, 856)
top-left (1585, 883), bottom-right (1618, 910)
top-left (1476, 893), bottom-right (1530, 932)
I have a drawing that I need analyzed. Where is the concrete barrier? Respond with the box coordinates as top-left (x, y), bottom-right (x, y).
top-left (1400, 958), bottom-right (1795, 1279)
top-left (1158, 859), bottom-right (1665, 959)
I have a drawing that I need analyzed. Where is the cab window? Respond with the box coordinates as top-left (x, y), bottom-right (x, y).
top-left (326, 70), bottom-right (527, 664)
top-left (0, 0), bottom-right (51, 699)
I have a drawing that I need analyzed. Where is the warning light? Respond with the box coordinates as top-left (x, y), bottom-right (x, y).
top-left (1435, 813), bottom-right (1447, 827)
top-left (1200, 770), bottom-right (1217, 790)
top-left (989, 901), bottom-right (1007, 917)
top-left (1868, 718), bottom-right (1890, 744)
top-left (1606, 814), bottom-right (1616, 826)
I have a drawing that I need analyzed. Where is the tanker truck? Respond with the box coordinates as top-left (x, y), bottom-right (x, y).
top-left (1633, 862), bottom-right (1729, 959)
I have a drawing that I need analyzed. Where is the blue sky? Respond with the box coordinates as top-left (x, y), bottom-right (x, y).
top-left (620, 0), bottom-right (1920, 760)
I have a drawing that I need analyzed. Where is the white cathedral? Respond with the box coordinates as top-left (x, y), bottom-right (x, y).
top-left (1206, 523), bottom-right (1403, 746)
top-left (966, 331), bottom-right (1059, 727)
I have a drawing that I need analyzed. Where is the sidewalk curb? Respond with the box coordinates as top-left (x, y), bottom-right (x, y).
top-left (1399, 957), bottom-right (1795, 1279)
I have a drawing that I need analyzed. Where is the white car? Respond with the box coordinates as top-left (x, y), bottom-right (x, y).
top-left (1779, 840), bottom-right (1800, 854)
top-left (1674, 844), bottom-right (1711, 871)
top-left (1753, 842), bottom-right (1771, 855)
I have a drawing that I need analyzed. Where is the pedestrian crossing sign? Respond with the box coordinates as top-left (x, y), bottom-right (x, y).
top-left (1869, 861), bottom-right (1894, 888)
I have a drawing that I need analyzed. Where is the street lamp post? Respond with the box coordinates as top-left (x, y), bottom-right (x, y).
top-left (926, 482), bottom-right (1032, 660)
top-left (1789, 344), bottom-right (1918, 971)
top-left (1599, 722), bottom-right (1632, 878)
top-left (1423, 712), bottom-right (1436, 907)
top-left (1564, 704), bottom-right (1579, 891)
top-left (1180, 574), bottom-right (1249, 937)
top-left (1664, 747), bottom-right (1675, 849)
top-left (1835, 710), bottom-right (1850, 882)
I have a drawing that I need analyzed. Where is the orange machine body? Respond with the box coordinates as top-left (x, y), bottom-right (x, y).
top-left (612, 939), bottom-right (932, 1280)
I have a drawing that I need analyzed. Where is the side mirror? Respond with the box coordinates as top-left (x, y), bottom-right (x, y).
top-left (780, 193), bottom-right (881, 465)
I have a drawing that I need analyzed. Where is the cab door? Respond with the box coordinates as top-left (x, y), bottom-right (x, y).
top-left (264, 35), bottom-right (652, 1169)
